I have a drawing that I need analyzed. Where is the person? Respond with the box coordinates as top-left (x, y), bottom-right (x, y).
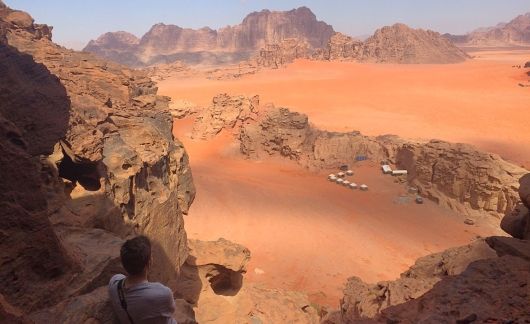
top-left (108, 236), bottom-right (177, 324)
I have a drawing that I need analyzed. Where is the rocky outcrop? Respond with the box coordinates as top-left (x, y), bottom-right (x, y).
top-left (1, 1), bottom-right (195, 320)
top-left (360, 24), bottom-right (469, 64)
top-left (240, 106), bottom-right (384, 170)
top-left (502, 174), bottom-right (530, 239)
top-left (84, 7), bottom-right (334, 66)
top-left (393, 140), bottom-right (526, 219)
top-left (175, 238), bottom-right (319, 323)
top-left (446, 13), bottom-right (530, 47)
top-left (83, 31), bottom-right (141, 66)
top-left (256, 38), bottom-right (310, 68)
top-left (324, 175), bottom-right (530, 323)
top-left (315, 25), bottom-right (469, 64)
top-left (333, 239), bottom-right (497, 320)
top-left (192, 93), bottom-right (260, 139)
top-left (313, 32), bottom-right (363, 61)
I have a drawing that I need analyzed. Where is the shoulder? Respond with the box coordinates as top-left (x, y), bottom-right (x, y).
top-left (148, 282), bottom-right (173, 296)
top-left (108, 273), bottom-right (126, 286)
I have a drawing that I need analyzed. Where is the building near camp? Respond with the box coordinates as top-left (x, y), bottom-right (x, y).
top-left (382, 165), bottom-right (392, 174)
top-left (343, 180), bottom-right (350, 187)
top-left (337, 172), bottom-right (345, 178)
top-left (392, 170), bottom-right (408, 176)
top-left (336, 178), bottom-right (344, 184)
top-left (346, 170), bottom-right (354, 176)
top-left (360, 184), bottom-right (368, 191)
top-left (349, 183), bottom-right (358, 190)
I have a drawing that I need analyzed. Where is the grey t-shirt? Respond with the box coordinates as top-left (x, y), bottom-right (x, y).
top-left (108, 274), bottom-right (177, 324)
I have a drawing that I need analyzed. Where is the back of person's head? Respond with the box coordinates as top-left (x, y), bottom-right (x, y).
top-left (120, 236), bottom-right (151, 276)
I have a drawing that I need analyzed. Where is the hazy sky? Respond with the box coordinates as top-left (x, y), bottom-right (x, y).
top-left (5, 0), bottom-right (530, 50)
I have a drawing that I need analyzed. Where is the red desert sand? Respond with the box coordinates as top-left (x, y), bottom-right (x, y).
top-left (172, 119), bottom-right (497, 307)
top-left (161, 50), bottom-right (530, 168)
top-left (162, 51), bottom-right (528, 306)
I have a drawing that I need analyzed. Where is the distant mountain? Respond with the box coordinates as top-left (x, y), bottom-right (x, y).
top-left (84, 7), bottom-right (335, 66)
top-left (445, 13), bottom-right (530, 47)
top-left (315, 24), bottom-right (469, 64)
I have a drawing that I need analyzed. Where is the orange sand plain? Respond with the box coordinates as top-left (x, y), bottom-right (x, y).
top-left (172, 119), bottom-right (497, 307)
top-left (160, 50), bottom-right (530, 168)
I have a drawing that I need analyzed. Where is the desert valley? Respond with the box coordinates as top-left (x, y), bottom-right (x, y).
top-left (1, 1), bottom-right (530, 323)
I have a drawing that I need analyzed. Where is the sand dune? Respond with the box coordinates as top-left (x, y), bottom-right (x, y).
top-left (160, 50), bottom-right (530, 168)
top-left (172, 120), bottom-right (496, 306)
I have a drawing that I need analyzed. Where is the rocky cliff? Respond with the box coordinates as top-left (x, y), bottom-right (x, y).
top-left (256, 38), bottom-right (310, 68)
top-left (323, 178), bottom-right (530, 323)
top-left (317, 25), bottom-right (469, 64)
top-left (84, 6), bottom-right (334, 66)
top-left (189, 94), bottom-right (526, 221)
top-left (1, 1), bottom-right (195, 320)
top-left (446, 12), bottom-right (530, 47)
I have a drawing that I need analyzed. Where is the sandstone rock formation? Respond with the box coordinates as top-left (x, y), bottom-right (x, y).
top-left (240, 106), bottom-right (384, 170)
top-left (361, 24), bottom-right (469, 63)
top-left (175, 238), bottom-right (319, 323)
top-left (256, 38), bottom-right (310, 68)
top-left (446, 12), bottom-right (530, 47)
top-left (317, 25), bottom-right (469, 64)
top-left (313, 32), bottom-right (363, 61)
top-left (192, 93), bottom-right (260, 139)
top-left (323, 174), bottom-right (530, 323)
top-left (392, 140), bottom-right (526, 220)
top-left (502, 174), bottom-right (530, 239)
top-left (1, 1), bottom-right (195, 321)
top-left (84, 7), bottom-right (334, 67)
top-left (191, 94), bottom-right (526, 220)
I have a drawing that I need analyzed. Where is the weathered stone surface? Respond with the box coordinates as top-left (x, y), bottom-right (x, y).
top-left (0, 38), bottom-right (75, 312)
top-left (360, 23), bottom-right (469, 64)
top-left (84, 7), bottom-right (334, 66)
top-left (29, 287), bottom-right (117, 324)
top-left (379, 256), bottom-right (530, 323)
top-left (1, 2), bottom-right (196, 318)
top-left (256, 38), bottom-right (310, 68)
top-left (316, 25), bottom-right (469, 64)
top-left (337, 239), bottom-right (497, 321)
top-left (313, 32), bottom-right (363, 61)
top-left (192, 93), bottom-right (260, 139)
top-left (486, 236), bottom-right (530, 261)
top-left (2, 2), bottom-right (196, 288)
top-left (175, 239), bottom-right (319, 323)
top-left (188, 238), bottom-right (251, 271)
top-left (393, 140), bottom-right (527, 219)
top-left (240, 106), bottom-right (384, 170)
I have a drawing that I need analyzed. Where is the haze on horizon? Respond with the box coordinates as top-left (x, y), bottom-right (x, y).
top-left (5, 0), bottom-right (530, 50)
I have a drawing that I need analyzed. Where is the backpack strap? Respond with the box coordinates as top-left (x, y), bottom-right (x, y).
top-left (117, 278), bottom-right (135, 324)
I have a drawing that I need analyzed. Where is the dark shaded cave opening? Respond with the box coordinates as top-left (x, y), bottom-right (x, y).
top-left (207, 266), bottom-right (243, 296)
top-left (57, 151), bottom-right (101, 191)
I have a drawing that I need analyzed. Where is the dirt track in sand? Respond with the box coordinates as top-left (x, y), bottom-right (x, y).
top-left (160, 50), bottom-right (530, 169)
top-left (172, 119), bottom-right (497, 307)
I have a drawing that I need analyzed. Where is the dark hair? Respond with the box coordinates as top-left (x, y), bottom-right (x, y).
top-left (120, 236), bottom-right (151, 276)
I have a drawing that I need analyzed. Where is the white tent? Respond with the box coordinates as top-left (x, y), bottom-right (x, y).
top-left (349, 183), bottom-right (358, 189)
top-left (360, 184), bottom-right (369, 191)
top-left (346, 170), bottom-right (354, 176)
top-left (343, 180), bottom-right (350, 186)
